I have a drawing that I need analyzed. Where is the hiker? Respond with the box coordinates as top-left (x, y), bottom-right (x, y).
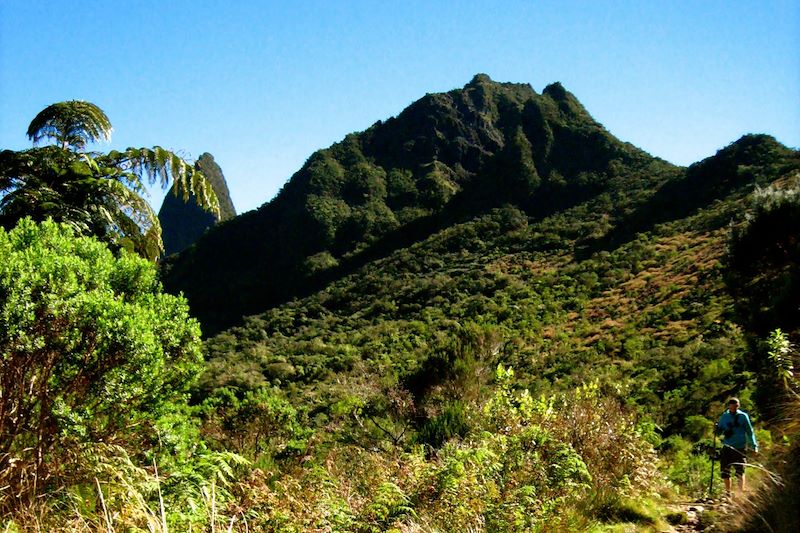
top-left (715, 397), bottom-right (757, 496)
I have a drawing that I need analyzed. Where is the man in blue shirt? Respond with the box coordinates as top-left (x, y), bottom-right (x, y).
top-left (716, 397), bottom-right (758, 496)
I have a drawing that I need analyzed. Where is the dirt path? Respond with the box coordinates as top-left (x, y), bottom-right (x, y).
top-left (663, 497), bottom-right (733, 532)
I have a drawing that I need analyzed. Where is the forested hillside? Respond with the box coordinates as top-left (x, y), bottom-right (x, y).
top-left (2, 78), bottom-right (798, 531)
top-left (163, 74), bottom-right (680, 335)
top-left (189, 127), bottom-right (799, 530)
top-left (198, 130), bottom-right (798, 443)
top-left (165, 76), bottom-right (800, 530)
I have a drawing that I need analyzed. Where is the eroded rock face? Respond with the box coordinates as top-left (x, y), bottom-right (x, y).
top-left (158, 152), bottom-right (236, 256)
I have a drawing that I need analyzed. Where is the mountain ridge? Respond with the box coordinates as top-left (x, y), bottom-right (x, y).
top-left (198, 131), bottom-right (798, 437)
top-left (162, 75), bottom-right (680, 335)
top-left (168, 76), bottom-right (798, 528)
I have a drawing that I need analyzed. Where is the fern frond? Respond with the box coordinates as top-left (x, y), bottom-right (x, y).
top-left (26, 101), bottom-right (112, 151)
top-left (112, 147), bottom-right (220, 218)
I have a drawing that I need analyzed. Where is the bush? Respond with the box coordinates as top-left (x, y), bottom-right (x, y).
top-left (417, 401), bottom-right (469, 448)
top-left (0, 219), bottom-right (204, 509)
top-left (661, 435), bottom-right (715, 498)
top-left (199, 386), bottom-right (310, 459)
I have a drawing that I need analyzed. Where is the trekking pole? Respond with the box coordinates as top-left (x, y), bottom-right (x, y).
top-left (708, 426), bottom-right (717, 498)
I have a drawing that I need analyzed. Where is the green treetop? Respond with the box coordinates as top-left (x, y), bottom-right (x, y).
top-left (0, 100), bottom-right (219, 260)
top-left (0, 218), bottom-right (205, 505)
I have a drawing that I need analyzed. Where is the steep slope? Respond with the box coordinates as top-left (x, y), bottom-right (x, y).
top-left (163, 75), bottom-right (678, 335)
top-left (177, 77), bottom-right (799, 527)
top-left (158, 152), bottom-right (236, 256)
top-left (199, 134), bottom-right (799, 439)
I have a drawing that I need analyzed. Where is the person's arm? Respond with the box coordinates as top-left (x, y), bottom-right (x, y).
top-left (715, 413), bottom-right (726, 435)
top-left (745, 414), bottom-right (758, 451)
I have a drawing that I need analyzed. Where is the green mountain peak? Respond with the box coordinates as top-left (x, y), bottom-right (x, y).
top-left (542, 81), bottom-right (567, 99)
top-left (163, 77), bottom-right (790, 337)
top-left (164, 78), bottom-right (799, 525)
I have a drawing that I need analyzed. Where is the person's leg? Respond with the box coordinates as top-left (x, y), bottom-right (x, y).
top-left (733, 448), bottom-right (746, 494)
top-left (720, 446), bottom-right (733, 495)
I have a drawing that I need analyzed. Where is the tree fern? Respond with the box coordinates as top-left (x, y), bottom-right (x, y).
top-left (26, 100), bottom-right (112, 151)
top-left (1, 102), bottom-right (220, 259)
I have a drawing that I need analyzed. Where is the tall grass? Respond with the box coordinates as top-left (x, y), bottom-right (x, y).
top-left (720, 330), bottom-right (800, 532)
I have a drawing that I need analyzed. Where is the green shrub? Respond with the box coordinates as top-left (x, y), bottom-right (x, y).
top-left (359, 482), bottom-right (415, 532)
top-left (0, 219), bottom-right (204, 509)
top-left (661, 435), bottom-right (715, 497)
top-left (200, 386), bottom-right (310, 459)
top-left (417, 400), bottom-right (470, 448)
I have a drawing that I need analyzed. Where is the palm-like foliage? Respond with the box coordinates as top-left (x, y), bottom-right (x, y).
top-left (26, 100), bottom-right (113, 150)
top-left (1, 101), bottom-right (219, 260)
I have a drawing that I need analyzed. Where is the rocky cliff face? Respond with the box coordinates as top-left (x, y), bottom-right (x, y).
top-left (158, 153), bottom-right (236, 256)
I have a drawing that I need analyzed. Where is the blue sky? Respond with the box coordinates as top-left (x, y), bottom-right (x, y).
top-left (1, 1), bottom-right (798, 213)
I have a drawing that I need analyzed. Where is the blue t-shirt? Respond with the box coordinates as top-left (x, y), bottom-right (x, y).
top-left (716, 410), bottom-right (757, 451)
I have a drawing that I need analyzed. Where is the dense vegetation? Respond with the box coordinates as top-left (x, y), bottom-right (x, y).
top-left (159, 152), bottom-right (237, 256)
top-left (1, 77), bottom-right (799, 530)
top-left (0, 100), bottom-right (219, 260)
top-left (183, 77), bottom-right (799, 530)
top-left (163, 74), bottom-right (679, 335)
top-left (0, 220), bottom-right (210, 515)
